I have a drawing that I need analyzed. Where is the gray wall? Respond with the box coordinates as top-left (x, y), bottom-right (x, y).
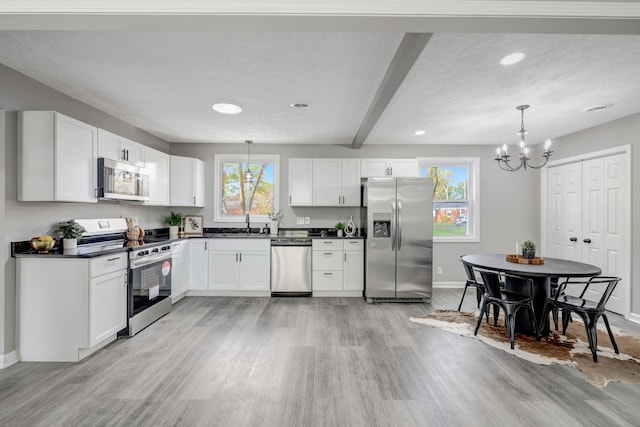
top-left (550, 112), bottom-right (640, 317)
top-left (1, 111), bottom-right (7, 361)
top-left (0, 64), bottom-right (173, 360)
top-left (171, 142), bottom-right (541, 285)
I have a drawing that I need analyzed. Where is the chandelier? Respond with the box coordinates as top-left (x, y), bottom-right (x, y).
top-left (495, 105), bottom-right (553, 171)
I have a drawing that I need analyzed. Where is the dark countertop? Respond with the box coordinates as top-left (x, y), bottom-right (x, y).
top-left (12, 229), bottom-right (366, 258)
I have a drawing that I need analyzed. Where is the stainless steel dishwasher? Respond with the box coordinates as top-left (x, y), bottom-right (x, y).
top-left (271, 237), bottom-right (312, 296)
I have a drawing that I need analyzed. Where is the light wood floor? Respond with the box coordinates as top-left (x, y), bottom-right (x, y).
top-left (1, 289), bottom-right (639, 427)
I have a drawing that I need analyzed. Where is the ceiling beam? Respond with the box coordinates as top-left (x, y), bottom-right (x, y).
top-left (351, 32), bottom-right (432, 149)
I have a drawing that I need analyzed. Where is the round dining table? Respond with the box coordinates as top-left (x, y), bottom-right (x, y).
top-left (460, 254), bottom-right (601, 335)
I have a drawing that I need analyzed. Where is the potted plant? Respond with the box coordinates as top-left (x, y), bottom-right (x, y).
top-left (165, 211), bottom-right (182, 238)
top-left (268, 210), bottom-right (283, 236)
top-left (54, 220), bottom-right (86, 249)
top-left (522, 240), bottom-right (536, 259)
top-left (335, 222), bottom-right (346, 238)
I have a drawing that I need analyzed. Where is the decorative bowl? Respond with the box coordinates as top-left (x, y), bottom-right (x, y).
top-left (30, 239), bottom-right (56, 253)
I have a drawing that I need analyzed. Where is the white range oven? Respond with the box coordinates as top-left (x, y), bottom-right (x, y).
top-left (121, 242), bottom-right (172, 336)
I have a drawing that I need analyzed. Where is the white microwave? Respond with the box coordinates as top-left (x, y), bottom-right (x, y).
top-left (97, 157), bottom-right (150, 202)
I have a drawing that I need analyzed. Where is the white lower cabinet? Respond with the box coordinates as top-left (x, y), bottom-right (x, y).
top-left (171, 240), bottom-right (190, 302)
top-left (312, 239), bottom-right (364, 297)
top-left (186, 238), bottom-right (270, 296)
top-left (201, 239), bottom-right (271, 296)
top-left (208, 251), bottom-right (238, 290)
top-left (189, 239), bottom-right (209, 290)
top-left (17, 253), bottom-right (127, 362)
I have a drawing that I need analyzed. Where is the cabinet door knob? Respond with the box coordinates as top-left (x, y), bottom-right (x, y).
top-left (583, 238), bottom-right (592, 244)
top-left (569, 237), bottom-right (578, 242)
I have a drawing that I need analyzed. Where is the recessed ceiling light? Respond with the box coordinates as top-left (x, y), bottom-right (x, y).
top-left (584, 103), bottom-right (613, 112)
top-left (500, 52), bottom-right (526, 66)
top-left (414, 130), bottom-right (426, 136)
top-left (212, 103), bottom-right (242, 114)
top-left (291, 103), bottom-right (310, 109)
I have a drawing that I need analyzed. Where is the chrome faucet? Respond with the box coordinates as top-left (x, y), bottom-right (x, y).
top-left (245, 213), bottom-right (251, 233)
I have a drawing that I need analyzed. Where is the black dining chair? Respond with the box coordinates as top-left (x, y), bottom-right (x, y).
top-left (474, 269), bottom-right (537, 350)
top-left (458, 256), bottom-right (485, 311)
top-left (538, 276), bottom-right (621, 362)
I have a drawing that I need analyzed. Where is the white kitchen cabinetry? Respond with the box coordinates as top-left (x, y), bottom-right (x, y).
top-left (144, 146), bottom-right (171, 206)
top-left (17, 252), bottom-right (127, 362)
top-left (289, 158), bottom-right (313, 206)
top-left (170, 155), bottom-right (205, 207)
top-left (171, 240), bottom-right (190, 302)
top-left (206, 239), bottom-right (271, 296)
top-left (18, 111), bottom-right (98, 203)
top-left (343, 240), bottom-right (365, 291)
top-left (360, 159), bottom-right (418, 178)
top-left (312, 159), bottom-right (361, 206)
top-left (312, 239), bottom-right (364, 297)
top-left (97, 128), bottom-right (145, 167)
top-left (189, 239), bottom-right (209, 291)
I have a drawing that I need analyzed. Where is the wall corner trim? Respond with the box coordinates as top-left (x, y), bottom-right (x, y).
top-left (628, 313), bottom-right (640, 325)
top-left (1, 351), bottom-right (18, 369)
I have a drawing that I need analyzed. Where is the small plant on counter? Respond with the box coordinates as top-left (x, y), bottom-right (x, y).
top-left (165, 211), bottom-right (183, 226)
top-left (334, 222), bottom-right (346, 231)
top-left (268, 210), bottom-right (283, 222)
top-left (54, 220), bottom-right (86, 239)
top-left (522, 240), bottom-right (536, 259)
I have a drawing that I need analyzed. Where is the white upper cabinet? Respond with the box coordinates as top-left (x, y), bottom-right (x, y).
top-left (97, 128), bottom-right (145, 167)
top-left (312, 159), bottom-right (341, 206)
top-left (312, 159), bottom-right (361, 207)
top-left (19, 111), bottom-right (98, 203)
top-left (170, 155), bottom-right (205, 207)
top-left (289, 158), bottom-right (313, 206)
top-left (360, 159), bottom-right (418, 178)
top-left (360, 159), bottom-right (388, 178)
top-left (144, 146), bottom-right (170, 206)
top-left (340, 159), bottom-right (361, 206)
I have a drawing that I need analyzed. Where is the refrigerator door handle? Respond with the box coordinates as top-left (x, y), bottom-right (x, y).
top-left (397, 200), bottom-right (402, 250)
top-left (391, 201), bottom-right (396, 251)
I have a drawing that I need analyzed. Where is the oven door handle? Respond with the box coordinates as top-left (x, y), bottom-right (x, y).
top-left (130, 253), bottom-right (171, 269)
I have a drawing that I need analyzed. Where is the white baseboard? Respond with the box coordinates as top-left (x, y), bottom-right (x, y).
top-left (312, 290), bottom-right (363, 298)
top-left (433, 281), bottom-right (465, 289)
top-left (1, 350), bottom-right (18, 369)
top-left (187, 290), bottom-right (271, 297)
top-left (629, 312), bottom-right (640, 324)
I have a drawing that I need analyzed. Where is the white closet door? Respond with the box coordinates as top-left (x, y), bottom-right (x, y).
top-left (563, 162), bottom-right (582, 263)
top-left (581, 158), bottom-right (604, 269)
top-left (544, 151), bottom-right (629, 315)
top-left (547, 166), bottom-right (564, 259)
top-left (599, 154), bottom-right (626, 314)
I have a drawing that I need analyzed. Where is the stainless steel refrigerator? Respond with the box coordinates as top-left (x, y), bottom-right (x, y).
top-left (365, 177), bottom-right (433, 302)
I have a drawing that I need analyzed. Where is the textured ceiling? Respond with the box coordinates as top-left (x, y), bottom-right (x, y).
top-left (0, 31), bottom-right (639, 146)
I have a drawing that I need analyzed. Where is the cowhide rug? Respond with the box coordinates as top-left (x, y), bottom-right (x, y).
top-left (410, 309), bottom-right (640, 387)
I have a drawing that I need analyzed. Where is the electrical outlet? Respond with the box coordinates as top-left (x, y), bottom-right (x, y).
top-left (436, 266), bottom-right (443, 275)
top-left (296, 217), bottom-right (305, 225)
top-left (304, 217), bottom-right (311, 224)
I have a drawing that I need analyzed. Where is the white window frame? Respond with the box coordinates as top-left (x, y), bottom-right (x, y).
top-left (214, 154), bottom-right (280, 223)
top-left (417, 157), bottom-right (480, 243)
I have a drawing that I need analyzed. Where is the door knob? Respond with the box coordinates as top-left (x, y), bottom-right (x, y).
top-left (569, 237), bottom-right (578, 242)
top-left (583, 238), bottom-right (592, 244)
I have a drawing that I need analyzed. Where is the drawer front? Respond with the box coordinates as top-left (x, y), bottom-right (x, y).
top-left (313, 271), bottom-right (343, 291)
top-left (207, 238), bottom-right (270, 251)
top-left (89, 252), bottom-right (128, 277)
top-left (343, 239), bottom-right (364, 251)
top-left (312, 239), bottom-right (343, 250)
top-left (313, 251), bottom-right (342, 271)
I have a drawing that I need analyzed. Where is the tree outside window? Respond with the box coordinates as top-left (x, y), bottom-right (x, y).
top-left (215, 155), bottom-right (279, 222)
top-left (418, 157), bottom-right (479, 241)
